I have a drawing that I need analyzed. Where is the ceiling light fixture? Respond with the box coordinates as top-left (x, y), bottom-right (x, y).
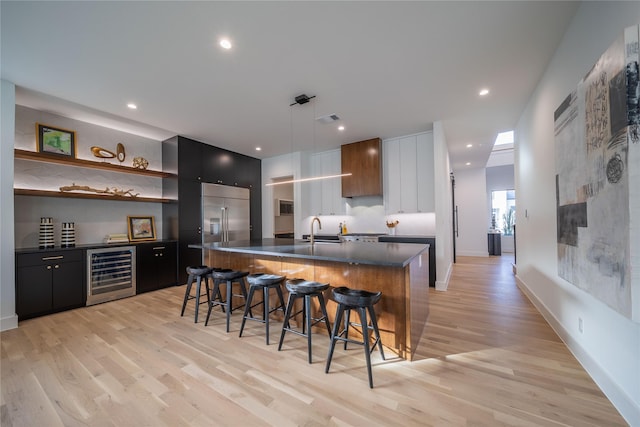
top-left (466, 143), bottom-right (473, 148)
top-left (127, 103), bottom-right (137, 109)
top-left (268, 94), bottom-right (351, 187)
top-left (338, 125), bottom-right (345, 131)
top-left (219, 38), bottom-right (232, 49)
top-left (479, 88), bottom-right (490, 96)
top-left (465, 162), bottom-right (471, 166)
top-left (255, 147), bottom-right (262, 151)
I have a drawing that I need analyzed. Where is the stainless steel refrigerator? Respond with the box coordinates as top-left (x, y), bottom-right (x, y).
top-left (202, 183), bottom-right (250, 250)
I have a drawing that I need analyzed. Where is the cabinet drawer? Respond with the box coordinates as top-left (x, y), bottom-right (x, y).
top-left (17, 250), bottom-right (83, 267)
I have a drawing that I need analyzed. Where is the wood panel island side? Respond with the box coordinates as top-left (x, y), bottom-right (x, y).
top-left (194, 239), bottom-right (430, 361)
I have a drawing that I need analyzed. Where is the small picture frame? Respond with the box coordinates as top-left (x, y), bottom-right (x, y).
top-left (36, 123), bottom-right (76, 157)
top-left (127, 216), bottom-right (156, 242)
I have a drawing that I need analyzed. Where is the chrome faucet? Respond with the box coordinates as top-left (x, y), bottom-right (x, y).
top-left (310, 216), bottom-right (322, 245)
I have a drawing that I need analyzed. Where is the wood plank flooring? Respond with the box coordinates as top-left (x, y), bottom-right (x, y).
top-left (1, 255), bottom-right (627, 426)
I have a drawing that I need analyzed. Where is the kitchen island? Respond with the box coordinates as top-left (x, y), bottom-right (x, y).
top-left (195, 238), bottom-right (429, 360)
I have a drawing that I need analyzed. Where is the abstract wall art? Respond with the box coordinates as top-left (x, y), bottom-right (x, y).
top-left (554, 25), bottom-right (639, 321)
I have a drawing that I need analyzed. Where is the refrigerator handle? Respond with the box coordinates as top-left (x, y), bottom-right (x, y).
top-left (223, 207), bottom-right (229, 242)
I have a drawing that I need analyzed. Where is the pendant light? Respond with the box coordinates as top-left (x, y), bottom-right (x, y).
top-left (266, 94), bottom-right (351, 187)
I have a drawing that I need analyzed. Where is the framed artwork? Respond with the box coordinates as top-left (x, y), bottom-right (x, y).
top-left (127, 216), bottom-right (156, 242)
top-left (36, 123), bottom-right (76, 157)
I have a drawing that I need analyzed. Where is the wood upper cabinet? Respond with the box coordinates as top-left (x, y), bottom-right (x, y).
top-left (341, 138), bottom-right (383, 197)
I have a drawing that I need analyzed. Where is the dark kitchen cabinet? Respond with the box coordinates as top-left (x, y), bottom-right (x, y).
top-left (136, 241), bottom-right (178, 294)
top-left (163, 135), bottom-right (262, 284)
top-left (16, 249), bottom-right (85, 320)
top-left (341, 137), bottom-right (383, 197)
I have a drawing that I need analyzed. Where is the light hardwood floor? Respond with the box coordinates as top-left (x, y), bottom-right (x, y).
top-left (1, 255), bottom-right (627, 426)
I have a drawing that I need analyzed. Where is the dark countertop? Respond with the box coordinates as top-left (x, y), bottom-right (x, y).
top-left (16, 240), bottom-right (177, 254)
top-left (193, 238), bottom-right (429, 267)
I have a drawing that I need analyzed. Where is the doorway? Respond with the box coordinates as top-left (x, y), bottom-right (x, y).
top-left (272, 176), bottom-right (294, 238)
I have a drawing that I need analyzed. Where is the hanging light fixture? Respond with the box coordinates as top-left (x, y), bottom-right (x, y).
top-left (266, 93), bottom-right (352, 187)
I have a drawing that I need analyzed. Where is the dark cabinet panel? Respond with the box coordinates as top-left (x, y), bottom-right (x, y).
top-left (52, 260), bottom-right (84, 310)
top-left (163, 135), bottom-right (262, 281)
top-left (16, 249), bottom-right (85, 320)
top-left (341, 138), bottom-right (383, 197)
top-left (17, 265), bottom-right (53, 318)
top-left (178, 180), bottom-right (201, 233)
top-left (177, 137), bottom-right (202, 181)
top-left (136, 242), bottom-right (178, 294)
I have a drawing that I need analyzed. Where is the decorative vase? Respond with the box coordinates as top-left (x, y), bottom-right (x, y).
top-left (61, 222), bottom-right (75, 247)
top-left (39, 217), bottom-right (54, 249)
top-left (388, 227), bottom-right (396, 236)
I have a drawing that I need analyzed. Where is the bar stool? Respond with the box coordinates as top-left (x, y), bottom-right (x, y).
top-left (325, 286), bottom-right (385, 388)
top-left (278, 279), bottom-right (332, 363)
top-left (239, 273), bottom-right (286, 344)
top-left (205, 269), bottom-right (250, 332)
top-left (181, 266), bottom-right (214, 323)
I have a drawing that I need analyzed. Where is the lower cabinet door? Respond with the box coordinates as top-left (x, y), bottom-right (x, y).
top-left (137, 242), bottom-right (178, 294)
top-left (52, 260), bottom-right (84, 310)
top-left (17, 265), bottom-right (53, 319)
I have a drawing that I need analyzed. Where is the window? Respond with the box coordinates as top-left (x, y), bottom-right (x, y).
top-left (491, 190), bottom-right (515, 235)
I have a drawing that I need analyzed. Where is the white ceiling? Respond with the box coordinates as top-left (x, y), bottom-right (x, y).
top-left (1, 1), bottom-right (578, 172)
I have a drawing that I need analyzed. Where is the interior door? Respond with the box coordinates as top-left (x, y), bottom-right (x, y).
top-left (451, 173), bottom-right (457, 263)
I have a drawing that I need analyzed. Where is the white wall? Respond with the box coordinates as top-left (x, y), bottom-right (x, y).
top-left (433, 121), bottom-right (453, 290)
top-left (1, 80), bottom-right (18, 331)
top-left (515, 3), bottom-right (640, 424)
top-left (454, 167), bottom-right (488, 257)
top-left (13, 106), bottom-right (164, 248)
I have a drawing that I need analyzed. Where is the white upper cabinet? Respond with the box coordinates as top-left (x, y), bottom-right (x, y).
top-left (308, 149), bottom-right (345, 216)
top-left (415, 132), bottom-right (435, 212)
top-left (384, 131), bottom-right (434, 214)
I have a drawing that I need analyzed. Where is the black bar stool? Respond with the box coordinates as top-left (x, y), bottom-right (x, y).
top-left (181, 266), bottom-right (214, 323)
top-left (278, 279), bottom-right (332, 363)
top-left (239, 273), bottom-right (286, 344)
top-left (205, 269), bottom-right (250, 332)
top-left (325, 286), bottom-right (385, 388)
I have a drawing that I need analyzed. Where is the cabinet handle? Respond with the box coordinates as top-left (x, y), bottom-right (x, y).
top-left (54, 265), bottom-right (60, 269)
top-left (153, 246), bottom-right (165, 250)
top-left (42, 255), bottom-right (63, 261)
top-left (47, 265), bottom-right (52, 270)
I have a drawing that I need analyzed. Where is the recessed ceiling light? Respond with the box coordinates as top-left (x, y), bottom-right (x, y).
top-left (127, 103), bottom-right (137, 109)
top-left (338, 126), bottom-right (345, 131)
top-left (479, 88), bottom-right (490, 96)
top-left (465, 162), bottom-right (471, 166)
top-left (466, 144), bottom-right (473, 148)
top-left (255, 147), bottom-right (262, 151)
top-left (219, 38), bottom-right (232, 49)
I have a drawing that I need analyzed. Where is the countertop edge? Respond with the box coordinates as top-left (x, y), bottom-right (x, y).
top-left (191, 241), bottom-right (429, 268)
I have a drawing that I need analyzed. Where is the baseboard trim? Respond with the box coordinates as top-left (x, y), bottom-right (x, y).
top-left (435, 261), bottom-right (452, 291)
top-left (456, 250), bottom-right (489, 257)
top-left (1, 314), bottom-right (18, 332)
top-left (515, 274), bottom-right (640, 426)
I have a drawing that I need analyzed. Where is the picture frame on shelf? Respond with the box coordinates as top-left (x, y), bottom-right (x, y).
top-left (36, 123), bottom-right (76, 157)
top-left (127, 215), bottom-right (156, 242)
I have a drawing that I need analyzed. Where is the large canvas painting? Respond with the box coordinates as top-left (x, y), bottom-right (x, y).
top-left (554, 25), bottom-right (639, 321)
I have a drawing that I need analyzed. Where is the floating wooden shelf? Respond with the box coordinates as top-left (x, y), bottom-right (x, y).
top-left (14, 188), bottom-right (174, 203)
top-left (14, 149), bottom-right (176, 178)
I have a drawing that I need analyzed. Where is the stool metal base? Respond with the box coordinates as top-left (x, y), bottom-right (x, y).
top-left (239, 274), bottom-right (286, 345)
top-left (205, 271), bottom-right (250, 332)
top-left (325, 287), bottom-right (385, 388)
top-left (278, 279), bottom-right (331, 363)
top-left (181, 266), bottom-right (213, 323)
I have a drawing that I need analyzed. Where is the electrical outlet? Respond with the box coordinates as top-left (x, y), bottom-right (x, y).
top-left (578, 317), bottom-right (584, 333)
